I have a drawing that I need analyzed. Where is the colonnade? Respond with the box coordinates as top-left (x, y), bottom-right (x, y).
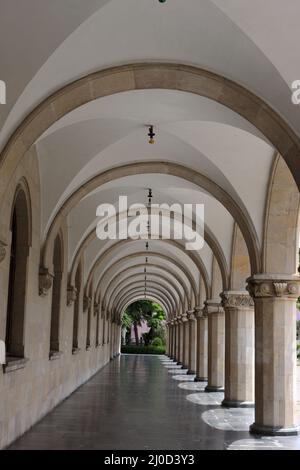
top-left (166, 279), bottom-right (300, 437)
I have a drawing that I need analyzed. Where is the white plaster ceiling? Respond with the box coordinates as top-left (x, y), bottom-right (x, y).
top-left (2, 0), bottom-right (297, 308)
top-left (1, 0), bottom-right (300, 151)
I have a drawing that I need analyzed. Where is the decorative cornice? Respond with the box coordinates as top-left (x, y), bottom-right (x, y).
top-left (67, 286), bottom-right (77, 306)
top-left (247, 275), bottom-right (300, 299)
top-left (39, 268), bottom-right (53, 297)
top-left (220, 291), bottom-right (254, 309)
top-left (203, 301), bottom-right (224, 316)
top-left (0, 240), bottom-right (7, 263)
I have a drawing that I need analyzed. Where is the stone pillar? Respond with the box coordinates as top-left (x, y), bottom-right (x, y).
top-left (220, 291), bottom-right (255, 407)
top-left (247, 275), bottom-right (300, 436)
top-left (175, 319), bottom-right (181, 363)
top-left (170, 322), bottom-right (175, 358)
top-left (204, 301), bottom-right (225, 392)
top-left (194, 308), bottom-right (208, 382)
top-left (179, 316), bottom-right (185, 365)
top-left (171, 320), bottom-right (176, 360)
top-left (182, 313), bottom-right (189, 369)
top-left (187, 310), bottom-right (197, 374)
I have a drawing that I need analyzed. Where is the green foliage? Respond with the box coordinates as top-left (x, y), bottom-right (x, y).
top-left (121, 345), bottom-right (166, 355)
top-left (122, 300), bottom-right (166, 346)
top-left (151, 337), bottom-right (163, 347)
top-left (297, 343), bottom-right (300, 359)
top-left (122, 311), bottom-right (133, 329)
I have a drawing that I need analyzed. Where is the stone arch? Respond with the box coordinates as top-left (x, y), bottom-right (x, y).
top-left (5, 179), bottom-right (32, 358)
top-left (98, 262), bottom-right (191, 313)
top-left (83, 237), bottom-right (210, 303)
top-left (106, 271), bottom-right (184, 313)
top-left (1, 62), bottom-right (300, 194)
top-left (112, 281), bottom-right (176, 314)
top-left (114, 284), bottom-right (174, 316)
top-left (229, 223), bottom-right (251, 291)
top-left (69, 208), bottom-right (228, 291)
top-left (49, 231), bottom-right (64, 355)
top-left (211, 255), bottom-right (223, 301)
top-left (121, 296), bottom-right (170, 320)
top-left (263, 153), bottom-right (300, 274)
top-left (91, 251), bottom-right (198, 308)
top-left (117, 290), bottom-right (171, 318)
top-left (42, 161), bottom-right (259, 276)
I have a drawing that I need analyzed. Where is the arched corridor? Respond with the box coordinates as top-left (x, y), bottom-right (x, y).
top-left (1, 0), bottom-right (300, 451)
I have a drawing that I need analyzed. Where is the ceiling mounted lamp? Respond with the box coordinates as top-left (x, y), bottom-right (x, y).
top-left (146, 241), bottom-right (149, 250)
top-left (148, 125), bottom-right (156, 144)
top-left (147, 188), bottom-right (153, 206)
top-left (159, 0), bottom-right (167, 3)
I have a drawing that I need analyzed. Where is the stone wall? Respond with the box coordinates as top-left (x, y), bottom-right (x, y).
top-left (0, 148), bottom-right (113, 449)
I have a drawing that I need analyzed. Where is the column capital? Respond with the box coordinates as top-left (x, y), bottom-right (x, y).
top-left (67, 285), bottom-right (78, 306)
top-left (39, 267), bottom-right (54, 297)
top-left (187, 309), bottom-right (196, 321)
top-left (220, 291), bottom-right (254, 309)
top-left (203, 300), bottom-right (224, 316)
top-left (83, 295), bottom-right (92, 312)
top-left (247, 274), bottom-right (300, 300)
top-left (181, 312), bottom-right (189, 323)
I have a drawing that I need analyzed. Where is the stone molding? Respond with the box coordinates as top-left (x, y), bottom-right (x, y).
top-left (247, 275), bottom-right (300, 299)
top-left (220, 291), bottom-right (254, 309)
top-left (0, 240), bottom-right (7, 263)
top-left (67, 286), bottom-right (77, 306)
top-left (39, 268), bottom-right (53, 297)
top-left (181, 313), bottom-right (189, 323)
top-left (83, 296), bottom-right (92, 312)
top-left (187, 309), bottom-right (196, 321)
top-left (203, 301), bottom-right (224, 316)
top-left (94, 302), bottom-right (100, 316)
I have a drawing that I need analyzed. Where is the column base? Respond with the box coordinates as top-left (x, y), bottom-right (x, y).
top-left (250, 423), bottom-right (300, 437)
top-left (205, 385), bottom-right (224, 393)
top-left (194, 376), bottom-right (207, 382)
top-left (176, 362), bottom-right (183, 366)
top-left (222, 399), bottom-right (254, 408)
top-left (187, 370), bottom-right (196, 375)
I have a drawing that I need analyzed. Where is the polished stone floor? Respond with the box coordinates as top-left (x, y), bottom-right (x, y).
top-left (8, 355), bottom-right (300, 450)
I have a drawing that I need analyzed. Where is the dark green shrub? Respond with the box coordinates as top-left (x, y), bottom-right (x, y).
top-left (121, 345), bottom-right (166, 355)
top-left (151, 337), bottom-right (163, 347)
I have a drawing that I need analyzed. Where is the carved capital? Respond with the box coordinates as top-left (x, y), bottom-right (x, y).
top-left (67, 286), bottom-right (77, 306)
top-left (194, 307), bottom-right (205, 319)
top-left (83, 296), bottom-right (92, 312)
top-left (39, 268), bottom-right (54, 297)
top-left (220, 291), bottom-right (254, 309)
top-left (187, 309), bottom-right (196, 321)
top-left (203, 301), bottom-right (224, 316)
top-left (0, 240), bottom-right (7, 263)
top-left (181, 312), bottom-right (189, 323)
top-left (247, 275), bottom-right (300, 300)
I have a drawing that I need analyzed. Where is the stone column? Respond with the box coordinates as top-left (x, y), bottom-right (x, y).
top-left (175, 318), bottom-right (181, 364)
top-left (220, 291), bottom-right (255, 408)
top-left (204, 301), bottom-right (225, 392)
top-left (169, 320), bottom-right (175, 359)
top-left (179, 316), bottom-right (185, 366)
top-left (172, 320), bottom-right (176, 360)
top-left (195, 308), bottom-right (208, 382)
top-left (187, 310), bottom-right (197, 374)
top-left (182, 313), bottom-right (189, 369)
top-left (248, 275), bottom-right (300, 436)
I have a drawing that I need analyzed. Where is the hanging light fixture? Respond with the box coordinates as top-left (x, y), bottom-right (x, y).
top-left (148, 125), bottom-right (156, 144)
